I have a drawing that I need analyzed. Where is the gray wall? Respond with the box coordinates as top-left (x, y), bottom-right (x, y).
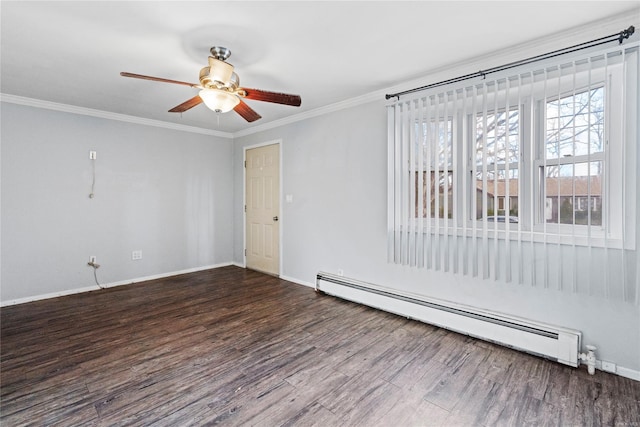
top-left (1, 103), bottom-right (234, 302)
top-left (233, 100), bottom-right (640, 373)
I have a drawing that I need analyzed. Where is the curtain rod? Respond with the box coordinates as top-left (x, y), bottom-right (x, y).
top-left (385, 25), bottom-right (635, 101)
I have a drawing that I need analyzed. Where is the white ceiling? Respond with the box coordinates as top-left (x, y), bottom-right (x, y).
top-left (2, 1), bottom-right (639, 135)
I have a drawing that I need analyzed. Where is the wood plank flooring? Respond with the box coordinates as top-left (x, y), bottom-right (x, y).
top-left (1, 266), bottom-right (639, 426)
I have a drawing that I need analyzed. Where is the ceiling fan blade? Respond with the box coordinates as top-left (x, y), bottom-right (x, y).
top-left (120, 72), bottom-right (199, 88)
top-left (168, 95), bottom-right (203, 113)
top-left (242, 88), bottom-right (302, 107)
top-left (234, 99), bottom-right (262, 122)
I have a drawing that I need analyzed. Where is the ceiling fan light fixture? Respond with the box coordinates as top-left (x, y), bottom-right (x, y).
top-left (199, 88), bottom-right (239, 113)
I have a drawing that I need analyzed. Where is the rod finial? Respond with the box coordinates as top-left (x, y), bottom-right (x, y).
top-left (619, 25), bottom-right (635, 43)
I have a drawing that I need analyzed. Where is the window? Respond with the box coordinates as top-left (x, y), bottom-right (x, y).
top-left (414, 120), bottom-right (453, 219)
top-left (388, 44), bottom-right (638, 281)
top-left (539, 87), bottom-right (604, 227)
top-left (394, 67), bottom-right (625, 235)
top-left (473, 109), bottom-right (520, 221)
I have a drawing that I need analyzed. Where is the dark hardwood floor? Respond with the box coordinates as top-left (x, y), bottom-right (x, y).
top-left (1, 266), bottom-right (639, 426)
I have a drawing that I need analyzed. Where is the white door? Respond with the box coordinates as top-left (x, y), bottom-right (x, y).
top-left (245, 143), bottom-right (280, 275)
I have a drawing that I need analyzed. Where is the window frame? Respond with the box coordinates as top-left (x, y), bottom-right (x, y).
top-left (412, 77), bottom-right (623, 239)
top-left (532, 81), bottom-right (611, 238)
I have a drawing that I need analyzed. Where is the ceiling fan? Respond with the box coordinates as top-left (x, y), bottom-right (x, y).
top-left (121, 46), bottom-right (302, 123)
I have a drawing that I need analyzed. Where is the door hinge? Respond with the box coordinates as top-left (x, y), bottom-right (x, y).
top-left (244, 160), bottom-right (246, 168)
top-left (244, 249), bottom-right (246, 256)
top-left (244, 205), bottom-right (247, 212)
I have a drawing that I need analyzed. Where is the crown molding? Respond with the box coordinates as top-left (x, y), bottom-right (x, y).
top-left (0, 93), bottom-right (234, 139)
top-left (232, 89), bottom-right (385, 138)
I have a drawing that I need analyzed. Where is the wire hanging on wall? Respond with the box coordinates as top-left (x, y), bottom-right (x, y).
top-left (89, 150), bottom-right (97, 198)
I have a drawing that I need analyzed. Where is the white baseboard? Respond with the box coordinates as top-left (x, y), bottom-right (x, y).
top-left (583, 361), bottom-right (640, 382)
top-left (1, 284), bottom-right (102, 307)
top-left (279, 274), bottom-right (315, 288)
top-left (0, 262), bottom-right (234, 307)
top-left (616, 366), bottom-right (640, 382)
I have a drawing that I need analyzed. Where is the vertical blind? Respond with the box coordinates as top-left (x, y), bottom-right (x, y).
top-left (387, 42), bottom-right (639, 304)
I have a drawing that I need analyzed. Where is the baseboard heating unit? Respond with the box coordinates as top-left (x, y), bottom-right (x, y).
top-left (316, 272), bottom-right (582, 367)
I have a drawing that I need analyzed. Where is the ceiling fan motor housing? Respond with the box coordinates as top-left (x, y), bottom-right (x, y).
top-left (199, 56), bottom-right (239, 91)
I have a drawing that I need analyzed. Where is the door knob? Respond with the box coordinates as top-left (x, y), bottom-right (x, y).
top-left (273, 216), bottom-right (279, 221)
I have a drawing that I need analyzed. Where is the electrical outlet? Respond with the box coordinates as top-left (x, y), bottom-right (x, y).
top-left (89, 150), bottom-right (97, 160)
top-left (87, 256), bottom-right (100, 268)
top-left (601, 361), bottom-right (616, 373)
top-left (337, 269), bottom-right (344, 276)
top-left (132, 250), bottom-right (142, 261)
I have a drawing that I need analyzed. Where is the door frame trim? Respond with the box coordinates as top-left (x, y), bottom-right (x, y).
top-left (243, 139), bottom-right (283, 276)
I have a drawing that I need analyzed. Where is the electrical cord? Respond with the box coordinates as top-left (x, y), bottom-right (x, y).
top-left (88, 152), bottom-right (101, 287)
top-left (88, 262), bottom-right (104, 289)
top-left (93, 267), bottom-right (104, 289)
